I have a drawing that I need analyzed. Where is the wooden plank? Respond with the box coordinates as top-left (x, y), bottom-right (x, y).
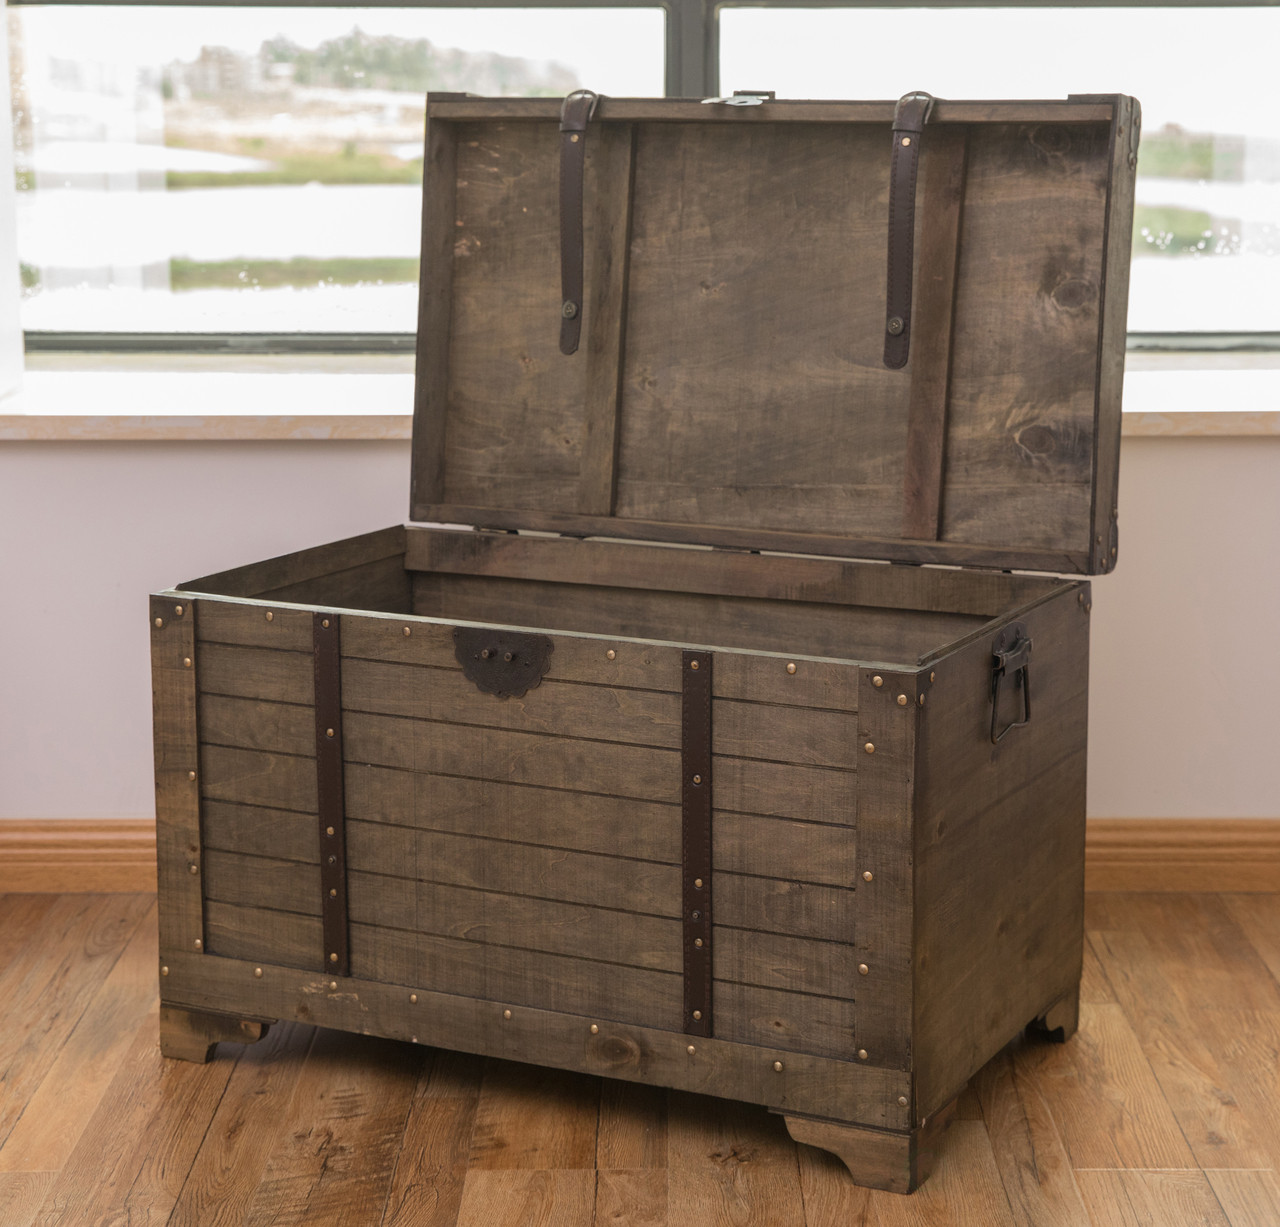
top-left (179, 525), bottom-right (405, 599)
top-left (1205, 1171), bottom-right (1280, 1227)
top-left (469, 1059), bottom-right (599, 1169)
top-left (794, 1145), bottom-right (873, 1226)
top-left (715, 756), bottom-right (857, 822)
top-left (0, 1174), bottom-right (53, 1227)
top-left (1075, 1171), bottom-right (1231, 1227)
top-left (0, 900), bottom-right (159, 1174)
top-left (594, 1170), bottom-right (667, 1226)
top-left (405, 524), bottom-right (1053, 621)
top-left (578, 121), bottom-right (636, 517)
top-left (167, 1022), bottom-right (317, 1227)
top-left (199, 694), bottom-right (314, 757)
top-left (202, 800), bottom-right (315, 862)
top-left (410, 111), bottom-right (457, 510)
top-left (1225, 893), bottom-right (1280, 989)
top-left (715, 982), bottom-right (855, 1061)
top-left (911, 587), bottom-right (1090, 1115)
top-left (197, 642), bottom-right (313, 705)
top-left (714, 699), bottom-right (857, 769)
top-left (201, 746), bottom-right (317, 813)
top-left (205, 901), bottom-right (319, 971)
top-left (717, 875), bottom-right (853, 943)
top-left (196, 598), bottom-right (314, 651)
top-left (902, 125), bottom-right (968, 541)
top-left (455, 1170), bottom-right (595, 1227)
top-left (256, 555), bottom-right (411, 613)
top-left (597, 1080), bottom-right (667, 1170)
top-left (161, 947), bottom-right (912, 1128)
top-left (152, 593), bottom-right (204, 958)
top-left (715, 928), bottom-right (858, 999)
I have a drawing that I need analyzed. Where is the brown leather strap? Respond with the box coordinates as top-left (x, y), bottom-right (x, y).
top-left (559, 89), bottom-right (598, 356)
top-left (681, 649), bottom-right (713, 1037)
top-left (313, 612), bottom-right (350, 976)
top-left (884, 91), bottom-right (934, 370)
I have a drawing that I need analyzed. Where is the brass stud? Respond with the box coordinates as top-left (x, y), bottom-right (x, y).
top-left (265, 611), bottom-right (274, 622)
top-left (863, 870), bottom-right (874, 882)
top-left (858, 963), bottom-right (870, 975)
top-left (188, 770), bottom-right (196, 781)
top-left (188, 863), bottom-right (198, 875)
top-left (329, 888), bottom-right (337, 898)
top-left (694, 878), bottom-right (703, 889)
top-left (1111, 546), bottom-right (1117, 558)
top-left (857, 1049), bottom-right (869, 1060)
top-left (326, 728), bottom-right (335, 738)
top-left (322, 618), bottom-right (330, 629)
top-left (773, 1061), bottom-right (784, 1072)
top-left (864, 742), bottom-right (875, 755)
top-left (692, 774), bottom-right (702, 785)
top-left (254, 967), bottom-right (263, 978)
top-left (898, 1096), bottom-right (909, 1107)
top-left (689, 659), bottom-right (699, 670)
top-left (786, 662), bottom-right (797, 675)
top-left (695, 938), bottom-right (704, 948)
top-left (687, 1045), bottom-right (696, 1055)
top-left (410, 993), bottom-right (418, 1004)
top-left (183, 657), bottom-right (192, 669)
top-left (872, 675), bottom-right (883, 688)
top-left (154, 617), bottom-right (164, 628)
top-left (503, 1008), bottom-right (512, 1020)
top-left (403, 626), bottom-right (412, 637)
top-left (194, 938), bottom-right (202, 950)
top-left (918, 694), bottom-right (926, 707)
top-left (1078, 592), bottom-right (1085, 605)
top-left (897, 694), bottom-right (907, 706)
top-left (607, 649), bottom-right (616, 660)
top-left (930, 671), bottom-right (936, 682)
top-left (590, 1024), bottom-right (599, 1034)
top-left (1085, 603), bottom-right (1092, 614)
top-left (161, 965), bottom-right (169, 976)
top-left (329, 980), bottom-right (338, 990)
top-left (901, 136), bottom-right (912, 146)
top-left (326, 825), bottom-right (335, 836)
top-left (329, 952), bottom-right (338, 964)
top-left (411, 1036), bottom-right (419, 1044)
top-left (174, 605), bottom-right (184, 616)
top-left (692, 1010), bottom-right (702, 1021)
top-left (570, 133), bottom-right (580, 143)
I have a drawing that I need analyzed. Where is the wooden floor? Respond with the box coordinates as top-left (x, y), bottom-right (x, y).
top-left (3, 894), bottom-right (1280, 1226)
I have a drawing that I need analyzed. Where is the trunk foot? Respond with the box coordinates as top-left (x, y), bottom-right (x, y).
top-left (159, 1004), bottom-right (272, 1063)
top-left (1029, 986), bottom-right (1080, 1043)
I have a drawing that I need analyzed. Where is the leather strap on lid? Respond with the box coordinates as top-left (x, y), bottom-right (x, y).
top-left (559, 89), bottom-right (599, 356)
top-left (884, 91), bottom-right (934, 370)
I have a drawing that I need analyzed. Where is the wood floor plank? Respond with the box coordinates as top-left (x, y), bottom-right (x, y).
top-left (597, 1080), bottom-right (668, 1170)
top-left (1204, 1170), bottom-right (1280, 1227)
top-left (0, 1173), bottom-right (54, 1227)
top-left (595, 1169), bottom-right (670, 1226)
top-left (0, 893), bottom-right (154, 1152)
top-left (454, 1169), bottom-right (596, 1227)
top-left (794, 1144), bottom-right (873, 1227)
top-left (0, 894), bottom-right (60, 981)
top-left (971, 1042), bottom-right (1091, 1226)
top-left (468, 1059), bottom-right (600, 1171)
top-left (1075, 1170), bottom-right (1232, 1227)
top-left (1012, 1001), bottom-right (1196, 1171)
top-left (1222, 894), bottom-right (1280, 992)
top-left (0, 900), bottom-right (159, 1173)
top-left (667, 1092), bottom-right (807, 1226)
top-left (167, 1022), bottom-right (317, 1227)
top-left (239, 1029), bottom-right (424, 1227)
top-left (382, 1049), bottom-right (485, 1227)
top-left (29, 1008), bottom-right (236, 1227)
top-left (1081, 932), bottom-right (1116, 1005)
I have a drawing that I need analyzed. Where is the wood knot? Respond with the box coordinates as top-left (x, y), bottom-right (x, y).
top-left (1015, 424), bottom-right (1057, 457)
top-left (1029, 125), bottom-right (1072, 157)
top-left (1050, 278), bottom-right (1094, 312)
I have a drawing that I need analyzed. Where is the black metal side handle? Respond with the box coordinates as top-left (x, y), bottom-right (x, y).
top-left (990, 622), bottom-right (1032, 744)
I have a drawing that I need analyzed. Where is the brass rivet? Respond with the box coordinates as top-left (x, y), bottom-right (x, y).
top-left (786, 662), bottom-right (797, 675)
top-left (694, 938), bottom-right (704, 948)
top-left (918, 694), bottom-right (925, 707)
top-left (326, 728), bottom-right (335, 738)
top-left (898, 1096), bottom-right (909, 1107)
top-left (154, 617), bottom-right (164, 628)
top-left (607, 649), bottom-right (616, 660)
top-left (411, 1036), bottom-right (419, 1044)
top-left (188, 770), bottom-right (197, 781)
top-left (1096, 534), bottom-right (1103, 545)
top-left (1111, 546), bottom-right (1117, 558)
top-left (265, 611), bottom-right (274, 622)
top-left (329, 888), bottom-right (337, 898)
top-left (901, 136), bottom-right (911, 146)
top-left (687, 1045), bottom-right (696, 1055)
top-left (570, 133), bottom-right (580, 143)
top-left (174, 605), bottom-right (184, 616)
top-left (859, 963), bottom-right (870, 975)
top-left (694, 878), bottom-right (703, 889)
top-left (504, 651), bottom-right (514, 662)
top-left (773, 1061), bottom-right (784, 1072)
top-left (872, 675), bottom-right (883, 688)
top-left (480, 648), bottom-right (491, 659)
top-left (183, 657), bottom-right (192, 668)
top-left (863, 870), bottom-right (874, 882)
top-left (692, 1010), bottom-right (702, 1021)
top-left (329, 952), bottom-right (338, 963)
top-left (1085, 603), bottom-right (1092, 614)
top-left (329, 980), bottom-right (338, 990)
top-left (188, 863), bottom-right (198, 875)
top-left (326, 825), bottom-right (335, 836)
top-left (328, 855), bottom-right (336, 866)
top-left (194, 938), bottom-right (202, 950)
top-left (410, 993), bottom-right (418, 1004)
top-left (1078, 592), bottom-right (1085, 605)
top-left (590, 1024), bottom-right (599, 1034)
top-left (403, 626), bottom-right (412, 637)
top-left (864, 742), bottom-right (875, 755)
top-left (897, 694), bottom-right (907, 706)
top-left (857, 1049), bottom-right (869, 1060)
top-left (161, 965), bottom-right (169, 976)
top-left (689, 660), bottom-right (699, 670)
top-left (503, 1008), bottom-right (512, 1020)
top-left (254, 967), bottom-right (263, 978)
top-left (692, 774), bottom-right (702, 785)
top-left (930, 671), bottom-right (935, 682)
top-left (322, 618), bottom-right (330, 629)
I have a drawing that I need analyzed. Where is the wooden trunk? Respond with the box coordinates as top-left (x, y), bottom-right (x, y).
top-left (152, 93), bottom-right (1137, 1193)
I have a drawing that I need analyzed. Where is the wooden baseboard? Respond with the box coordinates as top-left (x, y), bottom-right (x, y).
top-left (1, 818), bottom-right (1277, 894)
top-left (0, 819), bottom-right (157, 892)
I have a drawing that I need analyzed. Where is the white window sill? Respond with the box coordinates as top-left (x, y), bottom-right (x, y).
top-left (1, 350), bottom-right (1278, 441)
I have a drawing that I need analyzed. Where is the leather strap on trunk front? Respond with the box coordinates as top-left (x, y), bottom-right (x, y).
top-left (681, 649), bottom-right (714, 1037)
top-left (559, 89), bottom-right (599, 356)
top-left (884, 90), bottom-right (934, 370)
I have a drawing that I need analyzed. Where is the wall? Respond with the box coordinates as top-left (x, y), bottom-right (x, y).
top-left (0, 431), bottom-right (1275, 823)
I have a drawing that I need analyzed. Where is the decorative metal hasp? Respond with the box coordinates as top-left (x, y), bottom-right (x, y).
top-left (990, 622), bottom-right (1032, 743)
top-left (453, 627), bottom-right (554, 699)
